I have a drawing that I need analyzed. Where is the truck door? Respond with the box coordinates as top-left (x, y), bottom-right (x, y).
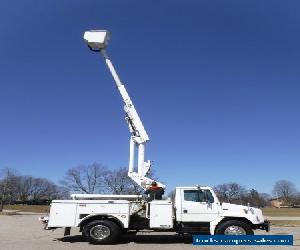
top-left (180, 189), bottom-right (220, 222)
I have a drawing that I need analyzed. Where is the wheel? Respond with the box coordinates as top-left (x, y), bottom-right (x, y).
top-left (215, 220), bottom-right (254, 235)
top-left (83, 220), bottom-right (121, 244)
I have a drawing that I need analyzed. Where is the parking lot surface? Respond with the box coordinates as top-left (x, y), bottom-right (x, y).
top-left (0, 215), bottom-right (299, 250)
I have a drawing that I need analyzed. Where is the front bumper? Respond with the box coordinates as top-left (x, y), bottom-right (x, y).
top-left (253, 220), bottom-right (270, 232)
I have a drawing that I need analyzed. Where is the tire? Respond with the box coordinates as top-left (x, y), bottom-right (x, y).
top-left (215, 220), bottom-right (254, 235)
top-left (83, 220), bottom-right (121, 244)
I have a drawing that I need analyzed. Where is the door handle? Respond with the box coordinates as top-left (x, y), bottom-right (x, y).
top-left (183, 209), bottom-right (188, 213)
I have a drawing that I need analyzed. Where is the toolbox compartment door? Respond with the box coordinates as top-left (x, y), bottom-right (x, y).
top-left (48, 202), bottom-right (77, 227)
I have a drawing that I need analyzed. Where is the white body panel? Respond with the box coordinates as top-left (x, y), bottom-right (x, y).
top-left (48, 202), bottom-right (77, 227)
top-left (47, 200), bottom-right (130, 228)
top-left (209, 203), bottom-right (265, 234)
top-left (220, 202), bottom-right (265, 224)
top-left (180, 201), bottom-right (220, 222)
top-left (149, 200), bottom-right (174, 229)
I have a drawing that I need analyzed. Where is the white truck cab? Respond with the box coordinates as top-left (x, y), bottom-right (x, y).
top-left (174, 186), bottom-right (268, 235)
top-left (40, 186), bottom-right (270, 244)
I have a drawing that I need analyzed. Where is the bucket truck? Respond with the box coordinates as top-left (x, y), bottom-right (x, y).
top-left (39, 30), bottom-right (270, 244)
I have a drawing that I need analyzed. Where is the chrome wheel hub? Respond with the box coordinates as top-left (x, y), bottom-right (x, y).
top-left (224, 225), bottom-right (246, 235)
top-left (90, 225), bottom-right (111, 240)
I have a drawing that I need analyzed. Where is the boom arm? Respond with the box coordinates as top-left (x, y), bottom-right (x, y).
top-left (101, 50), bottom-right (149, 143)
top-left (97, 49), bottom-right (165, 190)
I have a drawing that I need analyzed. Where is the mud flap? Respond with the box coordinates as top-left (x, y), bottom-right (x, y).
top-left (64, 227), bottom-right (71, 236)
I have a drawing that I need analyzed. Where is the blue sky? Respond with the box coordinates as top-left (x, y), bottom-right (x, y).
top-left (1, 1), bottom-right (299, 194)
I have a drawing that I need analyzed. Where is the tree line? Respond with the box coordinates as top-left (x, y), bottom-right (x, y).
top-left (59, 163), bottom-right (147, 195)
top-left (213, 183), bottom-right (270, 207)
top-left (0, 168), bottom-right (68, 211)
top-left (1, 163), bottom-right (299, 211)
top-left (214, 180), bottom-right (300, 207)
top-left (0, 163), bottom-right (147, 212)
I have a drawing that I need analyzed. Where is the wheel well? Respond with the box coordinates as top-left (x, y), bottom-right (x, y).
top-left (215, 217), bottom-right (253, 232)
top-left (79, 215), bottom-right (124, 230)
